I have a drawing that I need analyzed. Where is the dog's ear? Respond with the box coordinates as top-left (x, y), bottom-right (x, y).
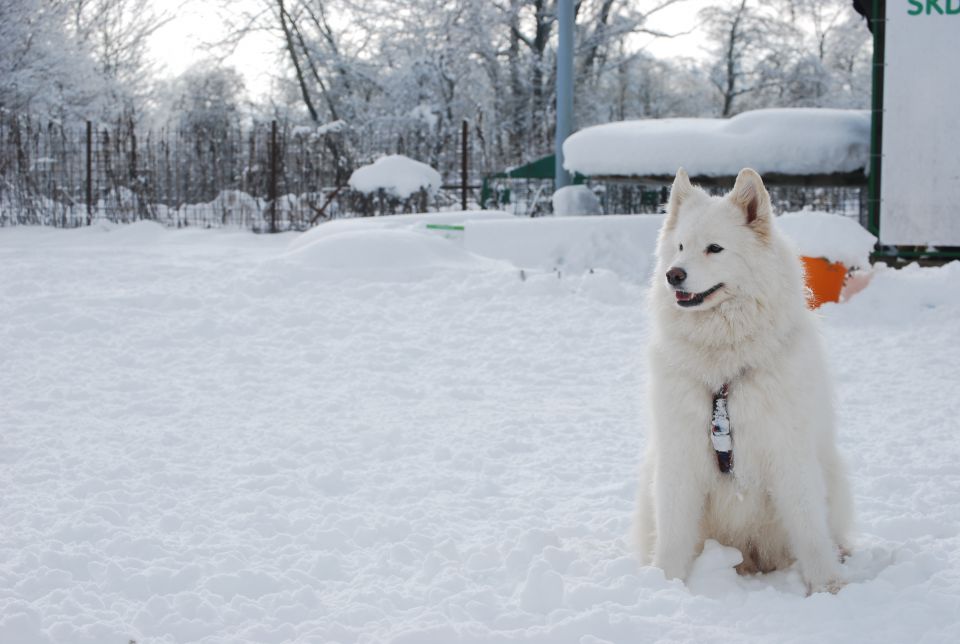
top-left (665, 168), bottom-right (694, 228)
top-left (729, 168), bottom-right (771, 238)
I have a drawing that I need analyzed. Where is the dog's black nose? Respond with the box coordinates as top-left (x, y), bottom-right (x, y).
top-left (666, 267), bottom-right (687, 286)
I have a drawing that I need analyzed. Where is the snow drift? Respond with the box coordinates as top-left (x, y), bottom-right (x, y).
top-left (777, 211), bottom-right (878, 268)
top-left (288, 209), bottom-right (875, 282)
top-left (464, 215), bottom-right (664, 280)
top-left (552, 185), bottom-right (603, 216)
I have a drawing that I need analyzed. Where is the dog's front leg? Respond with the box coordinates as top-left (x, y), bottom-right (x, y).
top-left (768, 451), bottom-right (844, 593)
top-left (651, 458), bottom-right (705, 581)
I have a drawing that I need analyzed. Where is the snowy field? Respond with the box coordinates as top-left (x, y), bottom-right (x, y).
top-left (1, 221), bottom-right (959, 644)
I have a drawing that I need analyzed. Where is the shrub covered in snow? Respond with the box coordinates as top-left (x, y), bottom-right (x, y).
top-left (346, 155), bottom-right (444, 217)
top-left (348, 155), bottom-right (441, 199)
top-left (552, 185), bottom-right (603, 216)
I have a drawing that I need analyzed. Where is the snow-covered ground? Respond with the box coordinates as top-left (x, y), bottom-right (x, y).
top-left (1, 220), bottom-right (959, 644)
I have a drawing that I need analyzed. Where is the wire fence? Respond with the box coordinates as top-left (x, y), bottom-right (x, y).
top-left (0, 114), bottom-right (484, 231)
top-left (1, 113), bottom-right (866, 231)
top-left (486, 177), bottom-right (866, 222)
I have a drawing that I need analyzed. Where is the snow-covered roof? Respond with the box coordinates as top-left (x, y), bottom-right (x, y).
top-left (563, 108), bottom-right (871, 179)
top-left (348, 154), bottom-right (442, 199)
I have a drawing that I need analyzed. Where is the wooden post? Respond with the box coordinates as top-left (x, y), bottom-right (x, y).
top-left (269, 120), bottom-right (278, 233)
top-left (85, 121), bottom-right (92, 225)
top-left (129, 120), bottom-right (137, 183)
top-left (461, 119), bottom-right (468, 211)
top-left (129, 119), bottom-right (138, 219)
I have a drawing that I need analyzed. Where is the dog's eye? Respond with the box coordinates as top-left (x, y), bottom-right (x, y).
top-left (706, 244), bottom-right (724, 254)
top-left (679, 243), bottom-right (684, 252)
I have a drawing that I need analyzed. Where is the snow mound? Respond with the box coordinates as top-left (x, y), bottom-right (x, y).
top-left (349, 155), bottom-right (442, 198)
top-left (287, 228), bottom-right (502, 274)
top-left (826, 261), bottom-right (960, 322)
top-left (465, 214), bottom-right (664, 280)
top-left (210, 189), bottom-right (260, 216)
top-left (777, 211), bottom-right (877, 268)
top-left (563, 108), bottom-right (870, 177)
top-left (288, 210), bottom-right (514, 251)
top-left (686, 539), bottom-right (748, 597)
top-left (552, 185), bottom-right (602, 216)
top-left (95, 186), bottom-right (142, 212)
top-left (104, 219), bottom-right (166, 242)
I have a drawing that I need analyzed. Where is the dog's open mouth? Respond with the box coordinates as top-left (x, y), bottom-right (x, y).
top-left (674, 283), bottom-right (723, 307)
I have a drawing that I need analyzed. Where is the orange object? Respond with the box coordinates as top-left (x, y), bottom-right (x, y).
top-left (801, 256), bottom-right (846, 308)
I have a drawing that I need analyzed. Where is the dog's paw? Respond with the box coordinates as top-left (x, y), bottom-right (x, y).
top-left (838, 544), bottom-right (852, 564)
top-left (653, 553), bottom-right (694, 582)
top-left (807, 577), bottom-right (846, 595)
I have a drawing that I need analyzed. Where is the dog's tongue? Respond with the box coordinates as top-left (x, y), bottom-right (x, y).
top-left (675, 291), bottom-right (694, 302)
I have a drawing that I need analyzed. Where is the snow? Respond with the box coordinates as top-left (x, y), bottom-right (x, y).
top-left (563, 108), bottom-right (871, 178)
top-left (2, 221), bottom-right (959, 644)
top-left (461, 211), bottom-right (871, 282)
top-left (285, 229), bottom-right (506, 278)
top-left (290, 125), bottom-right (315, 138)
top-left (291, 121), bottom-right (347, 138)
top-left (464, 215), bottom-right (664, 281)
top-left (348, 155), bottom-right (443, 198)
top-left (408, 105), bottom-right (439, 128)
top-left (777, 211), bottom-right (878, 268)
top-left (552, 185), bottom-right (602, 216)
top-left (316, 120), bottom-right (346, 135)
top-left (287, 210), bottom-right (514, 252)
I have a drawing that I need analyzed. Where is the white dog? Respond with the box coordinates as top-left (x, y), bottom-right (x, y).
top-left (633, 168), bottom-right (853, 594)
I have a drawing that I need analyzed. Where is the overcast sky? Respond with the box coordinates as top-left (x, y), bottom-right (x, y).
top-left (147, 0), bottom-right (714, 100)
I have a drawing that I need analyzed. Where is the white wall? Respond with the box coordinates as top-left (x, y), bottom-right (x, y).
top-left (880, 4), bottom-right (960, 245)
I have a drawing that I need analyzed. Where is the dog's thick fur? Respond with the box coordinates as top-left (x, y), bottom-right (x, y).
top-left (633, 168), bottom-right (853, 594)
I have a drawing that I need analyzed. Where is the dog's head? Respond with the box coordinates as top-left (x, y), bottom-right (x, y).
top-left (655, 167), bottom-right (773, 312)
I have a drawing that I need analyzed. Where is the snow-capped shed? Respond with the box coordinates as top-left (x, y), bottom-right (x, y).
top-left (562, 108), bottom-right (871, 187)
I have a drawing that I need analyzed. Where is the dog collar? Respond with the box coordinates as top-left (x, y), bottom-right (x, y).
top-left (711, 384), bottom-right (733, 473)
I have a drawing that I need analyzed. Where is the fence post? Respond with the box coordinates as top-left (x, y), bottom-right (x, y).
top-left (270, 120), bottom-right (278, 233)
top-left (86, 121), bottom-right (93, 225)
top-left (461, 119), bottom-right (468, 211)
top-left (129, 119), bottom-right (139, 219)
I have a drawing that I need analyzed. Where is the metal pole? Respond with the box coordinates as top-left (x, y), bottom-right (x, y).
top-left (85, 121), bottom-right (92, 225)
top-left (270, 120), bottom-right (278, 233)
top-left (555, 0), bottom-right (574, 191)
top-left (461, 119), bottom-right (468, 210)
top-left (866, 0), bottom-right (885, 237)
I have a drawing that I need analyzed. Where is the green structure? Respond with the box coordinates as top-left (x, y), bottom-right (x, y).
top-left (480, 155), bottom-right (585, 212)
top-left (482, 154), bottom-right (666, 215)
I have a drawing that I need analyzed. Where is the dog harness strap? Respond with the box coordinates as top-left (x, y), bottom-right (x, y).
top-left (711, 383), bottom-right (733, 473)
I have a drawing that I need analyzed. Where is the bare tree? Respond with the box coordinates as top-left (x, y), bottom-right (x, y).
top-left (67, 0), bottom-right (175, 113)
top-left (701, 0), bottom-right (807, 115)
top-left (0, 0), bottom-right (105, 117)
top-left (210, 0), bottom-right (871, 180)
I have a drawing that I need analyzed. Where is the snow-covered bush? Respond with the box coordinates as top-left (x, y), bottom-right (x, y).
top-left (349, 155), bottom-right (441, 199)
top-left (348, 155), bottom-right (442, 217)
top-left (552, 185), bottom-right (603, 216)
